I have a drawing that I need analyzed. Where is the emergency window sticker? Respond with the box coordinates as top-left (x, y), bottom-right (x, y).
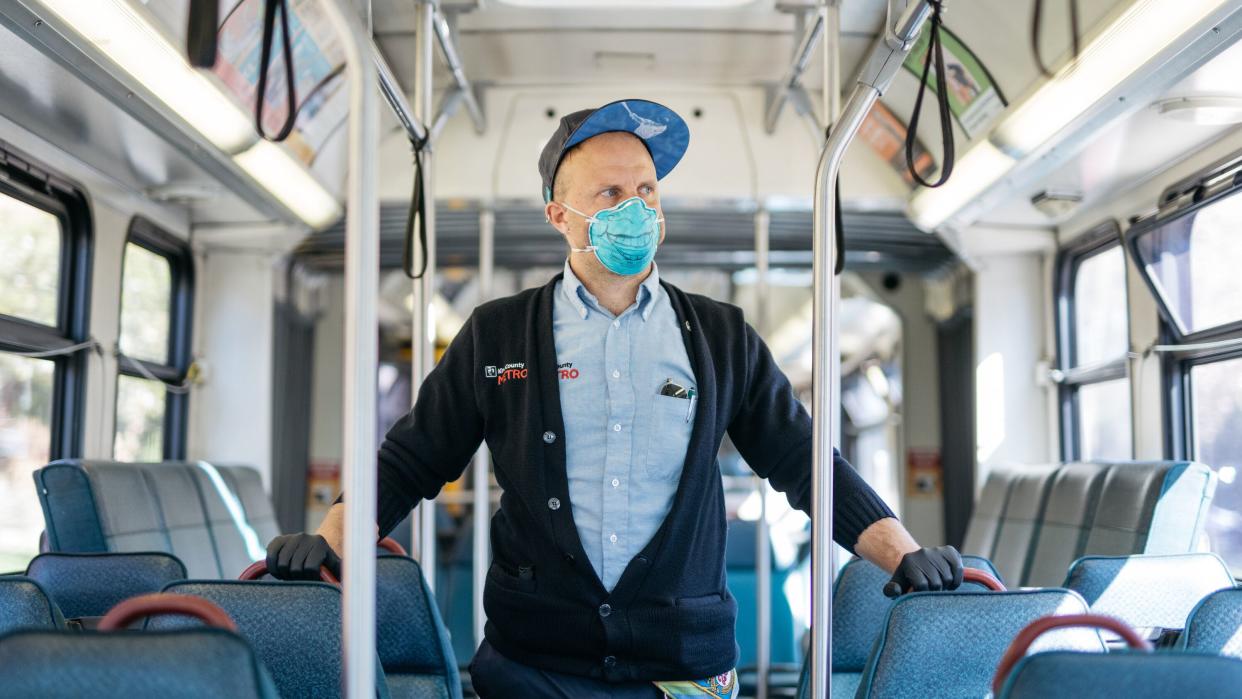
top-left (484, 362), bottom-right (528, 385)
top-left (558, 362), bottom-right (579, 380)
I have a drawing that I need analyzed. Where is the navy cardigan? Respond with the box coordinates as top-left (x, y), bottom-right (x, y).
top-left (365, 274), bottom-right (894, 681)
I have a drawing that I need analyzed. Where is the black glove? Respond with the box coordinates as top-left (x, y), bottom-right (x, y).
top-left (882, 545), bottom-right (964, 598)
top-left (266, 533), bottom-right (342, 581)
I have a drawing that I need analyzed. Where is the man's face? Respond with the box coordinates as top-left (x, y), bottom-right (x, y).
top-left (545, 131), bottom-right (665, 271)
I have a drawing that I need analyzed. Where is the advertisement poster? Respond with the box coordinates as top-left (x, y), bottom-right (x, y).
top-left (902, 27), bottom-right (1006, 139)
top-left (214, 0), bottom-right (347, 164)
top-left (857, 100), bottom-right (938, 186)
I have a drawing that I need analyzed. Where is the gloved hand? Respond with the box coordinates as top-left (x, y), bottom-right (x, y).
top-left (266, 533), bottom-right (342, 581)
top-left (882, 545), bottom-right (964, 598)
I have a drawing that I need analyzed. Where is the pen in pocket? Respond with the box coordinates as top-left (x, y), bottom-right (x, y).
top-left (685, 388), bottom-right (696, 423)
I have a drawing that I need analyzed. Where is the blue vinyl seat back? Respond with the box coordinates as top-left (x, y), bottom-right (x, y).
top-left (377, 555), bottom-right (462, 699)
top-left (219, 465), bottom-right (283, 543)
top-left (0, 628), bottom-right (279, 698)
top-left (153, 580), bottom-right (348, 698)
top-left (961, 466), bottom-right (1019, 560)
top-left (24, 552), bottom-right (186, 620)
top-left (0, 577), bottom-right (63, 634)
top-left (855, 589), bottom-right (1103, 699)
top-left (1180, 588), bottom-right (1242, 658)
top-left (999, 650), bottom-right (1242, 699)
top-left (1022, 463), bottom-right (1110, 587)
top-left (812, 556), bottom-right (1000, 699)
top-left (1083, 461), bottom-right (1215, 556)
top-left (34, 460), bottom-right (269, 580)
top-left (1063, 553), bottom-right (1235, 633)
top-left (989, 465), bottom-right (1059, 585)
top-left (725, 518), bottom-right (798, 668)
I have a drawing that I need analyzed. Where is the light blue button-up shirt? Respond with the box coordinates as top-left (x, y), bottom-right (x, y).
top-left (553, 261), bottom-right (696, 592)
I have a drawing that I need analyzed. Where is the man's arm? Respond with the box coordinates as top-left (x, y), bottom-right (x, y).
top-left (267, 314), bottom-right (484, 579)
top-left (727, 321), bottom-right (961, 592)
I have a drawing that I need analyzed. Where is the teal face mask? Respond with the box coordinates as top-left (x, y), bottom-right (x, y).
top-left (560, 197), bottom-right (664, 276)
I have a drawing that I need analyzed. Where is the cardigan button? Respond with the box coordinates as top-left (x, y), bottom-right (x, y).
top-left (598, 603), bottom-right (612, 618)
top-left (563, 552), bottom-right (575, 563)
top-left (603, 655), bottom-right (617, 668)
top-left (547, 497), bottom-right (561, 511)
top-left (542, 431), bottom-right (557, 444)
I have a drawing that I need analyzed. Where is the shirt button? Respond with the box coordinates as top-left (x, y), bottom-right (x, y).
top-left (611, 478), bottom-right (620, 488)
top-left (603, 655), bottom-right (617, 668)
top-left (613, 424), bottom-right (622, 432)
top-left (598, 603), bottom-right (612, 618)
top-left (609, 533), bottom-right (618, 544)
top-left (542, 431), bottom-right (556, 444)
top-left (612, 370), bottom-right (620, 379)
top-left (548, 497), bottom-right (561, 511)
top-left (612, 320), bottom-right (620, 329)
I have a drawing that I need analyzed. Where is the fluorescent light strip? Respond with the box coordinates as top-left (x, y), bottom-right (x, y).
top-left (39, 0), bottom-right (254, 153)
top-left (908, 142), bottom-right (1015, 231)
top-left (235, 141), bottom-right (343, 229)
top-left (912, 0), bottom-right (1230, 230)
top-left (994, 0), bottom-right (1230, 156)
top-left (38, 0), bottom-right (342, 228)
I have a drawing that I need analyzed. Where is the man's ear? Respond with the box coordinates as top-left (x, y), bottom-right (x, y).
top-left (545, 200), bottom-right (569, 236)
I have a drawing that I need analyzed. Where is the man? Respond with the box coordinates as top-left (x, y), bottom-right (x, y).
top-left (268, 99), bottom-right (962, 698)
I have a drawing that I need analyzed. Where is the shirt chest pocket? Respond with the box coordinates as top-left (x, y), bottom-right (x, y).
top-left (644, 394), bottom-right (695, 483)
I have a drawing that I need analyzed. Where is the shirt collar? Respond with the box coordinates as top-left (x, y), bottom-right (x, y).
top-left (561, 260), bottom-right (662, 322)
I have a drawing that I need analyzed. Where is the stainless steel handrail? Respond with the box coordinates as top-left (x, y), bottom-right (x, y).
top-left (808, 2), bottom-right (931, 696)
top-left (317, 2), bottom-right (380, 697)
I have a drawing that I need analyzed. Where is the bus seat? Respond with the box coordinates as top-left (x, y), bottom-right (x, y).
top-left (34, 460), bottom-right (270, 580)
top-left (1022, 463), bottom-right (1109, 587)
top-left (1063, 554), bottom-right (1235, 641)
top-left (725, 518), bottom-right (799, 669)
top-left (24, 552), bottom-right (186, 623)
top-left (219, 465), bottom-right (283, 543)
top-left (961, 465), bottom-right (1019, 560)
top-left (854, 589), bottom-right (1102, 699)
top-left (989, 465), bottom-right (1059, 585)
top-left (830, 555), bottom-right (1002, 697)
top-left (997, 650), bottom-right (1242, 698)
top-left (0, 628), bottom-right (280, 698)
top-left (151, 579), bottom-right (389, 698)
top-left (1179, 588), bottom-right (1242, 658)
top-left (1083, 461), bottom-right (1215, 556)
top-left (0, 577), bottom-right (63, 634)
top-left (377, 555), bottom-right (462, 699)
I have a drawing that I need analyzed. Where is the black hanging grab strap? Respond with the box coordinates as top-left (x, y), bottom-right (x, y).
top-left (905, 0), bottom-right (955, 189)
top-left (185, 0), bottom-right (220, 68)
top-left (1032, 0), bottom-right (1081, 78)
top-left (404, 136), bottom-right (430, 280)
top-left (255, 0), bottom-right (298, 142)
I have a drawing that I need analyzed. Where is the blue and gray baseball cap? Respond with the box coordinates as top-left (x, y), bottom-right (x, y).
top-left (538, 99), bottom-right (690, 202)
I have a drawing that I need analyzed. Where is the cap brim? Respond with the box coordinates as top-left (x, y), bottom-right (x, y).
top-left (563, 99), bottom-right (690, 180)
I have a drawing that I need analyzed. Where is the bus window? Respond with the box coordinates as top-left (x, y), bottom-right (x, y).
top-left (113, 220), bottom-right (193, 461)
top-left (1131, 191), bottom-right (1242, 336)
top-left (0, 170), bottom-right (89, 571)
top-left (1190, 358), bottom-right (1242, 566)
top-left (1057, 227), bottom-right (1131, 461)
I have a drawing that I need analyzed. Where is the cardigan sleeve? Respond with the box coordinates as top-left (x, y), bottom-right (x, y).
top-left (726, 321), bottom-right (895, 553)
top-left (346, 313), bottom-right (485, 538)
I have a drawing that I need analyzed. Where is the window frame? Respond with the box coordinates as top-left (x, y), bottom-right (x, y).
top-left (1053, 220), bottom-right (1131, 462)
top-left (114, 217), bottom-right (194, 460)
top-left (0, 145), bottom-right (93, 459)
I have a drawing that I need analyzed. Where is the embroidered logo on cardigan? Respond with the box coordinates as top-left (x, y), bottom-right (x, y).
top-left (485, 362), bottom-right (528, 385)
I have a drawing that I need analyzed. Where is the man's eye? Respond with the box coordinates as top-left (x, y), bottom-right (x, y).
top-left (639, 185), bottom-right (654, 195)
top-left (601, 188), bottom-right (619, 198)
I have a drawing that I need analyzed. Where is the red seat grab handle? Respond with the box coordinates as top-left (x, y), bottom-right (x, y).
top-left (99, 593), bottom-right (238, 632)
top-left (238, 560), bottom-right (340, 585)
top-left (884, 566), bottom-right (1006, 597)
top-left (377, 537), bottom-right (407, 556)
top-left (991, 613), bottom-right (1153, 695)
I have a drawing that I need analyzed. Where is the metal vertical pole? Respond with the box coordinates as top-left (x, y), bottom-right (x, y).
top-left (411, 0), bottom-right (438, 590)
top-left (317, 2), bottom-right (378, 697)
top-left (753, 208), bottom-right (772, 699)
top-left (824, 1), bottom-right (842, 128)
top-left (810, 4), bottom-right (932, 693)
top-left (472, 207), bottom-right (495, 647)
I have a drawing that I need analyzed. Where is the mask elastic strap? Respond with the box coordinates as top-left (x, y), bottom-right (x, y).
top-left (557, 201), bottom-right (597, 224)
top-left (569, 245), bottom-right (597, 254)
